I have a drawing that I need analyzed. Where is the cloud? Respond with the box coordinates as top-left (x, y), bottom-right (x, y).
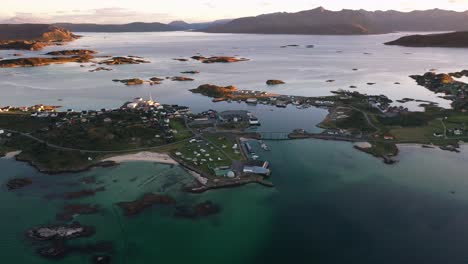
top-left (0, 7), bottom-right (176, 24)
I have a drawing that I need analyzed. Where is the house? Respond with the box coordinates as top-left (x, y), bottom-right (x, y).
top-left (218, 110), bottom-right (255, 123)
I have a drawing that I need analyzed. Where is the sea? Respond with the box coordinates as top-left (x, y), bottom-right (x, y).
top-left (1, 31), bottom-right (468, 264)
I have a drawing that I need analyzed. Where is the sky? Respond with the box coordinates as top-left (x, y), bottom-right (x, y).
top-left (1, 0), bottom-right (468, 24)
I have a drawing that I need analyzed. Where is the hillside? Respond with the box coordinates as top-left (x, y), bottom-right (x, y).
top-left (385, 31), bottom-right (468, 47)
top-left (54, 22), bottom-right (180, 32)
top-left (0, 24), bottom-right (77, 41)
top-left (202, 7), bottom-right (468, 35)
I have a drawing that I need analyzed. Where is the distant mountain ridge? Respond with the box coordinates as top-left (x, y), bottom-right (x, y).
top-left (54, 22), bottom-right (180, 32)
top-left (201, 7), bottom-right (468, 35)
top-left (54, 20), bottom-right (232, 32)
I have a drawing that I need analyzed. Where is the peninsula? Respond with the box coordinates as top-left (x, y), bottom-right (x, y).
top-left (385, 31), bottom-right (468, 47)
top-left (0, 24), bottom-right (78, 50)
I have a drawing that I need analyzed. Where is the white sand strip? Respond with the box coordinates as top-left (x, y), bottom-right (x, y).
top-left (103, 152), bottom-right (178, 165)
top-left (2, 150), bottom-right (21, 159)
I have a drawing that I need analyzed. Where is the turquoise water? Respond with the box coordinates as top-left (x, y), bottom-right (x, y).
top-left (2, 141), bottom-right (468, 263)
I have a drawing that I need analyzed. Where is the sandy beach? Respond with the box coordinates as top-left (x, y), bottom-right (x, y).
top-left (103, 152), bottom-right (179, 165)
top-left (2, 151), bottom-right (21, 159)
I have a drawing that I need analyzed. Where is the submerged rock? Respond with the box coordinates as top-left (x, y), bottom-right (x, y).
top-left (117, 193), bottom-right (176, 216)
top-left (6, 178), bottom-right (32, 190)
top-left (174, 200), bottom-right (221, 219)
top-left (56, 204), bottom-right (100, 221)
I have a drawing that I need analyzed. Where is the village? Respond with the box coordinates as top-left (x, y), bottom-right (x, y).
top-left (0, 96), bottom-right (275, 192)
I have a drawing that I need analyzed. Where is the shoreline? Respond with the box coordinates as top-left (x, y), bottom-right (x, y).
top-left (102, 151), bottom-right (178, 165)
top-left (2, 150), bottom-right (21, 159)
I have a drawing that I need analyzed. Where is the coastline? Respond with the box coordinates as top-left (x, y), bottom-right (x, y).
top-left (102, 151), bottom-right (178, 165)
top-left (2, 150), bottom-right (21, 159)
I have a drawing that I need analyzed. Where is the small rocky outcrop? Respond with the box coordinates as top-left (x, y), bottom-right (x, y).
top-left (112, 78), bottom-right (145, 85)
top-left (28, 222), bottom-right (95, 241)
top-left (89, 67), bottom-right (112, 72)
top-left (99, 56), bottom-right (149, 65)
top-left (117, 193), bottom-right (176, 216)
top-left (266, 80), bottom-right (285, 85)
top-left (171, 76), bottom-right (194, 81)
top-left (46, 50), bottom-right (97, 56)
top-left (191, 55), bottom-right (249, 63)
top-left (150, 77), bottom-right (164, 82)
top-left (181, 71), bottom-right (200, 74)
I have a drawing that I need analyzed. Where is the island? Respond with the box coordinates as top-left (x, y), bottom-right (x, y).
top-left (266, 80), bottom-right (285, 85)
top-left (385, 31), bottom-right (468, 48)
top-left (0, 54), bottom-right (149, 68)
top-left (191, 55), bottom-right (249, 63)
top-left (0, 24), bottom-right (78, 50)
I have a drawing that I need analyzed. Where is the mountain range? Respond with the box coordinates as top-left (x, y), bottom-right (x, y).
top-left (201, 7), bottom-right (468, 35)
top-left (2, 7), bottom-right (468, 35)
top-left (53, 20), bottom-right (232, 32)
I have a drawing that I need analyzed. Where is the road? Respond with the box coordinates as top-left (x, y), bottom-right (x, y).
top-left (0, 128), bottom-right (191, 154)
